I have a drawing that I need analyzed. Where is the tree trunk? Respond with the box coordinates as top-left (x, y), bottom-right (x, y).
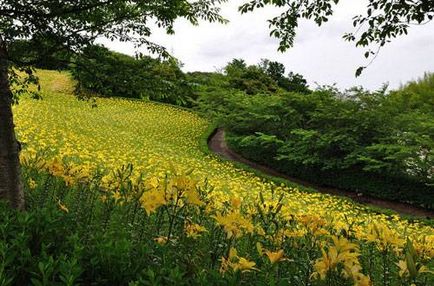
top-left (0, 41), bottom-right (24, 210)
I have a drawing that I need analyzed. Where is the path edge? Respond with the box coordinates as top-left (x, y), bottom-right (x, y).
top-left (203, 126), bottom-right (434, 221)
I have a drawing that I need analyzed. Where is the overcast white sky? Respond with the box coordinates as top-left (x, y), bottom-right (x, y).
top-left (99, 0), bottom-right (434, 91)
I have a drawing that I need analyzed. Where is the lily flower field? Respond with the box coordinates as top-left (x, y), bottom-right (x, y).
top-left (9, 70), bottom-right (434, 285)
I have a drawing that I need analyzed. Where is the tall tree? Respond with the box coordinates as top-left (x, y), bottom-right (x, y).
top-left (0, 0), bottom-right (226, 209)
top-left (285, 72), bottom-right (310, 94)
top-left (224, 58), bottom-right (248, 77)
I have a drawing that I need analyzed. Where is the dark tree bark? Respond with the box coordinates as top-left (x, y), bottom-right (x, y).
top-left (0, 39), bottom-right (24, 209)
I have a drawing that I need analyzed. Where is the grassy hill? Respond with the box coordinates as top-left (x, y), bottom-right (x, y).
top-left (6, 70), bottom-right (434, 285)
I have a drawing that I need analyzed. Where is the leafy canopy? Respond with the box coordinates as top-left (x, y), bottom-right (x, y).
top-left (223, 58), bottom-right (310, 95)
top-left (239, 0), bottom-right (434, 75)
top-left (0, 0), bottom-right (227, 65)
top-left (2, 0), bottom-right (433, 78)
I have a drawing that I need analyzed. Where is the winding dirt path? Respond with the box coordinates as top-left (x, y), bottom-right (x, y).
top-left (208, 128), bottom-right (434, 219)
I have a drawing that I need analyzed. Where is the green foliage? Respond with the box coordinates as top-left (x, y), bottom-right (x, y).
top-left (197, 69), bottom-right (434, 208)
top-left (227, 132), bottom-right (434, 209)
top-left (187, 71), bottom-right (229, 89)
top-left (389, 73), bottom-right (434, 113)
top-left (71, 45), bottom-right (195, 106)
top-left (259, 59), bottom-right (285, 82)
top-left (187, 71), bottom-right (244, 117)
top-left (8, 40), bottom-right (71, 70)
top-left (186, 71), bottom-right (231, 107)
top-left (238, 0), bottom-right (434, 73)
top-left (224, 59), bottom-right (248, 78)
top-left (224, 58), bottom-right (310, 95)
top-left (0, 167), bottom-right (309, 284)
top-left (225, 59), bottom-right (278, 95)
top-left (282, 72), bottom-right (311, 94)
top-left (204, 82), bottom-right (434, 209)
top-left (260, 59), bottom-right (311, 94)
top-left (0, 167), bottom-right (225, 285)
top-left (1, 165), bottom-right (432, 285)
top-left (1, 0), bottom-right (226, 61)
top-left (1, 0), bottom-right (227, 102)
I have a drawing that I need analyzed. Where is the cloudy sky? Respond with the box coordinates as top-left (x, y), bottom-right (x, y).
top-left (99, 0), bottom-right (434, 91)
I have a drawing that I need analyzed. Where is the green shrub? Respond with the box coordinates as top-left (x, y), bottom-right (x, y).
top-left (260, 59), bottom-right (311, 94)
top-left (209, 84), bottom-right (434, 209)
top-left (224, 59), bottom-right (278, 95)
top-left (71, 45), bottom-right (195, 107)
top-left (390, 73), bottom-right (434, 113)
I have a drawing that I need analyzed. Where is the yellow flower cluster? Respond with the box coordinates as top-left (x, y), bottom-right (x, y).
top-left (140, 188), bottom-right (167, 215)
top-left (358, 223), bottom-right (406, 253)
top-left (214, 210), bottom-right (254, 239)
top-left (138, 175), bottom-right (205, 214)
top-left (14, 70), bottom-right (434, 283)
top-left (220, 247), bottom-right (257, 273)
top-left (184, 223), bottom-right (207, 239)
top-left (256, 243), bottom-right (286, 264)
top-left (313, 236), bottom-right (371, 286)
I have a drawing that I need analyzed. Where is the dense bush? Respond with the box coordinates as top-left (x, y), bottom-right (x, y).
top-left (186, 59), bottom-right (310, 107)
top-left (186, 72), bottom-right (229, 87)
top-left (71, 45), bottom-right (195, 106)
top-left (186, 71), bottom-right (231, 99)
top-left (224, 59), bottom-right (278, 95)
top-left (260, 59), bottom-right (311, 94)
top-left (227, 133), bottom-right (434, 209)
top-left (200, 80), bottom-right (434, 208)
top-left (389, 73), bottom-right (434, 114)
top-left (220, 58), bottom-right (311, 95)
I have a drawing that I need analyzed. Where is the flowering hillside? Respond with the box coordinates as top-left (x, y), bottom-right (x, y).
top-left (10, 70), bottom-right (434, 285)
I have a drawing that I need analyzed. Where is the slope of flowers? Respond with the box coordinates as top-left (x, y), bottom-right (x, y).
top-left (13, 70), bottom-right (434, 285)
